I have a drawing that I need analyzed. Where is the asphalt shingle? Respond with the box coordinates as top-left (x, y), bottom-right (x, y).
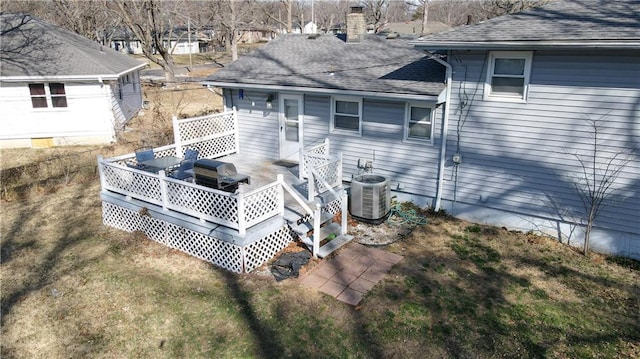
top-left (205, 33), bottom-right (445, 97)
top-left (416, 0), bottom-right (640, 45)
top-left (0, 13), bottom-right (145, 79)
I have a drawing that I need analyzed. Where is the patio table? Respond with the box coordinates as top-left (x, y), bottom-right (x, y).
top-left (140, 156), bottom-right (182, 173)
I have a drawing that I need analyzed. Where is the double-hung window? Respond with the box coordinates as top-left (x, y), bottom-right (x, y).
top-left (29, 83), bottom-right (67, 108)
top-left (405, 103), bottom-right (434, 142)
top-left (485, 51), bottom-right (532, 102)
top-left (331, 96), bottom-right (362, 134)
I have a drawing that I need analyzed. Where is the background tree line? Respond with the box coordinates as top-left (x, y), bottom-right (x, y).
top-left (1, 0), bottom-right (546, 82)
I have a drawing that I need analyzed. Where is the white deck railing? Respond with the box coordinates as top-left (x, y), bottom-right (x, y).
top-left (99, 111), bottom-right (344, 239)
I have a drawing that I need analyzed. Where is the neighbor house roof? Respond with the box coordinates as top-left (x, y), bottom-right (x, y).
top-left (411, 0), bottom-right (640, 50)
top-left (0, 13), bottom-right (146, 81)
top-left (203, 33), bottom-right (445, 101)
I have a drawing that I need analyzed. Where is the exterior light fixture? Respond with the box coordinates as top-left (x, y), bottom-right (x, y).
top-left (266, 94), bottom-right (274, 109)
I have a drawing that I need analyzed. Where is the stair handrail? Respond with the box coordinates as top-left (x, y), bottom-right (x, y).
top-left (277, 174), bottom-right (314, 215)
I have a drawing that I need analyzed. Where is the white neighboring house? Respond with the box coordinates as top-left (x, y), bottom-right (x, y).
top-left (0, 14), bottom-right (147, 148)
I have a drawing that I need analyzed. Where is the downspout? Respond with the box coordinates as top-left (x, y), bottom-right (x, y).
top-left (426, 50), bottom-right (452, 212)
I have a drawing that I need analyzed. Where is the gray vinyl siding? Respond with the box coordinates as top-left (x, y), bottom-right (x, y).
top-left (304, 94), bottom-right (442, 197)
top-left (230, 89), bottom-right (442, 197)
top-left (444, 49), bottom-right (640, 236)
top-left (225, 88), bottom-right (280, 159)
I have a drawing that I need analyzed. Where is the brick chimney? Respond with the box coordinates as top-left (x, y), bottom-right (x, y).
top-left (346, 6), bottom-right (365, 43)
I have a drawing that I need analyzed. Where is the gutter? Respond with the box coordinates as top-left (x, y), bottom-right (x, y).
top-left (0, 63), bottom-right (148, 83)
top-left (409, 41), bottom-right (640, 51)
top-left (425, 50), bottom-right (452, 212)
top-left (199, 81), bottom-right (441, 102)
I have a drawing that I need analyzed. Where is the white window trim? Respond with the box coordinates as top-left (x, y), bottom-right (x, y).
top-left (330, 95), bottom-right (363, 136)
top-left (484, 51), bottom-right (533, 103)
top-left (404, 102), bottom-right (435, 144)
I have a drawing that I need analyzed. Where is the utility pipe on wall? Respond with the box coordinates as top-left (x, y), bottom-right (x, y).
top-left (425, 50), bottom-right (452, 212)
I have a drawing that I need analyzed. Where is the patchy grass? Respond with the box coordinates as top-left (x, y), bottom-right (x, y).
top-left (2, 152), bottom-right (638, 358)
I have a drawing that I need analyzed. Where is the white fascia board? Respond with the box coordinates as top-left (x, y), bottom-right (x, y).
top-left (410, 41), bottom-right (640, 50)
top-left (201, 81), bottom-right (440, 102)
top-left (116, 63), bottom-right (149, 77)
top-left (0, 64), bottom-right (148, 83)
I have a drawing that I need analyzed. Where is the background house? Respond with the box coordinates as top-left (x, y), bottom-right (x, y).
top-left (0, 14), bottom-right (146, 148)
top-left (207, 1), bottom-right (639, 259)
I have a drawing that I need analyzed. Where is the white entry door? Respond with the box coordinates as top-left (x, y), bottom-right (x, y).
top-left (279, 94), bottom-right (303, 161)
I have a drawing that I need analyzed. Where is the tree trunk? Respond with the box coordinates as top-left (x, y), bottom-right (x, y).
top-left (421, 1), bottom-right (429, 35)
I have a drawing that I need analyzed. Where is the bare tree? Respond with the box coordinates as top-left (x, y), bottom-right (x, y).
top-left (252, 0), bottom-right (295, 33)
top-left (207, 0), bottom-right (254, 62)
top-left (313, 0), bottom-right (351, 33)
top-left (109, 0), bottom-right (180, 84)
top-left (566, 116), bottom-right (636, 255)
top-left (480, 0), bottom-right (549, 17)
top-left (362, 0), bottom-right (389, 34)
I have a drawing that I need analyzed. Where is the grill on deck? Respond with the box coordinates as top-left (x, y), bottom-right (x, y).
top-left (193, 159), bottom-right (250, 192)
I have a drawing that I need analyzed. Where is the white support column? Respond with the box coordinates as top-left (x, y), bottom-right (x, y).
top-left (97, 155), bottom-right (107, 191)
top-left (338, 152), bottom-right (343, 186)
top-left (159, 170), bottom-right (169, 211)
top-left (313, 201), bottom-right (322, 257)
top-left (299, 149), bottom-right (305, 181)
top-left (341, 189), bottom-right (348, 235)
top-left (237, 188), bottom-right (246, 235)
top-left (233, 107), bottom-right (240, 154)
top-left (172, 115), bottom-right (183, 157)
top-left (277, 174), bottom-right (285, 216)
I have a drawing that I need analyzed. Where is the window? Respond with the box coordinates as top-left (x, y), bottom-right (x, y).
top-left (332, 96), bottom-right (362, 134)
top-left (29, 84), bottom-right (47, 108)
top-left (29, 83), bottom-right (67, 108)
top-left (405, 103), bottom-right (434, 141)
top-left (49, 83), bottom-right (67, 107)
top-left (485, 51), bottom-right (532, 102)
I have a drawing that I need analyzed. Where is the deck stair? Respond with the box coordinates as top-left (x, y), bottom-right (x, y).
top-left (284, 183), bottom-right (353, 258)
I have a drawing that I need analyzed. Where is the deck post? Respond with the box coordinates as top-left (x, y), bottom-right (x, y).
top-left (159, 170), bottom-right (169, 211)
top-left (233, 107), bottom-right (240, 154)
top-left (341, 189), bottom-right (348, 235)
top-left (277, 174), bottom-right (285, 216)
top-left (299, 149), bottom-right (304, 181)
top-left (97, 155), bottom-right (107, 191)
top-left (237, 188), bottom-right (246, 235)
top-left (313, 201), bottom-right (322, 257)
top-left (172, 116), bottom-right (183, 157)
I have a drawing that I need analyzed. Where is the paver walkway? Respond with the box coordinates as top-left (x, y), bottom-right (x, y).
top-left (298, 243), bottom-right (403, 306)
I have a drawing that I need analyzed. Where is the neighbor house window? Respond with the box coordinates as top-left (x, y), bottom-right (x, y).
top-left (485, 51), bottom-right (532, 102)
top-left (29, 84), bottom-right (47, 108)
top-left (29, 83), bottom-right (67, 108)
top-left (405, 103), bottom-right (434, 141)
top-left (331, 96), bottom-right (362, 134)
top-left (49, 83), bottom-right (67, 107)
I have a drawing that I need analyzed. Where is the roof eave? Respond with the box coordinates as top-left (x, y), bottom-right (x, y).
top-left (201, 81), bottom-right (441, 102)
top-left (410, 41), bottom-right (640, 51)
top-left (0, 63), bottom-right (148, 82)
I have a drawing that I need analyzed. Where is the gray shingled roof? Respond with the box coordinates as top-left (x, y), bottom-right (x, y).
top-left (204, 33), bottom-right (445, 99)
top-left (0, 14), bottom-right (146, 80)
top-left (413, 0), bottom-right (640, 50)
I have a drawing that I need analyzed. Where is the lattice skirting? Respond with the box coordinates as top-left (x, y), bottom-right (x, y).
top-left (102, 202), bottom-right (294, 273)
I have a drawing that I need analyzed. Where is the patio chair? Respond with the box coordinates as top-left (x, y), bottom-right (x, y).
top-left (134, 148), bottom-right (155, 171)
top-left (184, 147), bottom-right (199, 161)
top-left (168, 159), bottom-right (195, 181)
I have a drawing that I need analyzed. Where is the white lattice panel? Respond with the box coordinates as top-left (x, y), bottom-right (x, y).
top-left (242, 184), bottom-right (281, 227)
top-left (102, 202), bottom-right (244, 273)
top-left (323, 197), bottom-right (342, 215)
top-left (177, 113), bottom-right (235, 142)
top-left (243, 226), bottom-right (295, 272)
top-left (165, 181), bottom-right (239, 225)
top-left (102, 163), bottom-right (162, 204)
top-left (191, 135), bottom-right (237, 159)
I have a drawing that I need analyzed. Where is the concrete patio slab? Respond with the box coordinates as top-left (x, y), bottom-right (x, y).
top-left (299, 242), bottom-right (403, 306)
